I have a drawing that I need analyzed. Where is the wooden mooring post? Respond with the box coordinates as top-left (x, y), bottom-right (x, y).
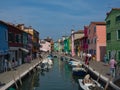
top-left (16, 71), bottom-right (22, 86)
top-left (97, 73), bottom-right (101, 82)
top-left (12, 73), bottom-right (18, 89)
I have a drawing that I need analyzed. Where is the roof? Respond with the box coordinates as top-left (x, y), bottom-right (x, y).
top-left (0, 20), bottom-right (33, 34)
top-left (105, 8), bottom-right (120, 20)
top-left (73, 30), bottom-right (84, 34)
top-left (91, 22), bottom-right (106, 25)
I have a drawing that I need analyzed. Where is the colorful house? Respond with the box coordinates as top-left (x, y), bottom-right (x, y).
top-left (8, 23), bottom-right (29, 64)
top-left (0, 21), bottom-right (9, 72)
top-left (83, 26), bottom-right (89, 53)
top-left (64, 36), bottom-right (71, 54)
top-left (79, 26), bottom-right (89, 57)
top-left (88, 22), bottom-right (106, 61)
top-left (73, 30), bottom-right (84, 56)
top-left (17, 24), bottom-right (40, 58)
top-left (40, 40), bottom-right (51, 52)
top-left (105, 8), bottom-right (120, 61)
top-left (53, 41), bottom-right (58, 52)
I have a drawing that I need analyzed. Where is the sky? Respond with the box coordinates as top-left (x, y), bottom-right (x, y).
top-left (0, 0), bottom-right (120, 41)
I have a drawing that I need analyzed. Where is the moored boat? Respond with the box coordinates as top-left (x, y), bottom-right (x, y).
top-left (78, 75), bottom-right (103, 90)
top-left (72, 67), bottom-right (87, 76)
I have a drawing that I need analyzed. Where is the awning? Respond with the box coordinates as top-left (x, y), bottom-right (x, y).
top-left (19, 48), bottom-right (29, 53)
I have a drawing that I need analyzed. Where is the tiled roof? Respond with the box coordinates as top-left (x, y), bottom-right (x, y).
top-left (91, 22), bottom-right (106, 25)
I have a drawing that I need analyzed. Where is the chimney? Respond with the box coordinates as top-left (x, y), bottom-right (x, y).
top-left (17, 24), bottom-right (24, 30)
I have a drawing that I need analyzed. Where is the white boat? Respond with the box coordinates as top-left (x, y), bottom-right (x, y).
top-left (78, 79), bottom-right (103, 90)
top-left (48, 59), bottom-right (53, 65)
top-left (68, 61), bottom-right (82, 67)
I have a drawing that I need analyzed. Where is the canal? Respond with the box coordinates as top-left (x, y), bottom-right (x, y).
top-left (17, 57), bottom-right (83, 90)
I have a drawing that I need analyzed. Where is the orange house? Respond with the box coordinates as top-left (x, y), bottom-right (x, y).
top-left (88, 22), bottom-right (106, 61)
top-left (17, 24), bottom-right (40, 55)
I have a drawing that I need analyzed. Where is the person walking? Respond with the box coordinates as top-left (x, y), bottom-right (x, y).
top-left (4, 59), bottom-right (8, 72)
top-left (109, 57), bottom-right (117, 77)
top-left (104, 54), bottom-right (108, 65)
top-left (8, 60), bottom-right (12, 71)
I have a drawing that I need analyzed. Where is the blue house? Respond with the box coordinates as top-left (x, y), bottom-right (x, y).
top-left (0, 21), bottom-right (9, 72)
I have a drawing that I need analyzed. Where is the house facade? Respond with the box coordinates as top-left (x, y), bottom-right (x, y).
top-left (73, 30), bottom-right (84, 56)
top-left (88, 22), bottom-right (106, 61)
top-left (40, 40), bottom-right (51, 52)
top-left (79, 26), bottom-right (89, 57)
top-left (63, 36), bottom-right (71, 54)
top-left (83, 26), bottom-right (89, 53)
top-left (17, 24), bottom-right (39, 59)
top-left (0, 21), bottom-right (9, 72)
top-left (105, 8), bottom-right (120, 61)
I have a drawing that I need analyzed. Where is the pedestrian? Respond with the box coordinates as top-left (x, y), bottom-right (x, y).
top-left (4, 59), bottom-right (8, 72)
top-left (8, 60), bottom-right (12, 71)
top-left (85, 54), bottom-right (89, 65)
top-left (18, 57), bottom-right (22, 66)
top-left (27, 53), bottom-right (31, 63)
top-left (109, 57), bottom-right (117, 77)
top-left (104, 54), bottom-right (108, 65)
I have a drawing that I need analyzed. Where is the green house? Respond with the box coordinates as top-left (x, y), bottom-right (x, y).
top-left (105, 8), bottom-right (120, 61)
top-left (64, 37), bottom-right (71, 54)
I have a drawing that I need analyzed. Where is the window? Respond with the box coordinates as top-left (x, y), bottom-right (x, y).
top-left (94, 26), bottom-right (96, 33)
top-left (94, 50), bottom-right (96, 55)
top-left (117, 30), bottom-right (120, 40)
top-left (19, 35), bottom-right (22, 43)
top-left (116, 15), bottom-right (120, 23)
top-left (108, 51), bottom-right (111, 60)
top-left (106, 20), bottom-right (110, 27)
top-left (107, 33), bottom-right (111, 41)
top-left (16, 34), bottom-right (19, 43)
top-left (88, 39), bottom-right (90, 44)
top-left (118, 51), bottom-right (120, 60)
top-left (8, 32), bottom-right (15, 42)
top-left (94, 38), bottom-right (96, 44)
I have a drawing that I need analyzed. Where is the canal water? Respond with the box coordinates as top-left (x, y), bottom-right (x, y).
top-left (18, 58), bottom-right (83, 90)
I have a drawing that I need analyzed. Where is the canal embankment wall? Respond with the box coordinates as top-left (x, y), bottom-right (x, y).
top-left (56, 53), bottom-right (120, 90)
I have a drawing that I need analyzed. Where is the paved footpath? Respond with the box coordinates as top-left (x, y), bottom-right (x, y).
top-left (0, 58), bottom-right (42, 90)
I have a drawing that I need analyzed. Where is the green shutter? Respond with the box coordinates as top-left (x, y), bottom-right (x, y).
top-left (118, 30), bottom-right (120, 39)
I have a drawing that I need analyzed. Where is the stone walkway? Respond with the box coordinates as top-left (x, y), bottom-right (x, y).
top-left (0, 58), bottom-right (42, 90)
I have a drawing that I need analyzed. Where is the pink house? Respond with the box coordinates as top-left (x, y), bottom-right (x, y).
top-left (79, 26), bottom-right (88, 56)
top-left (88, 22), bottom-right (106, 61)
top-left (83, 26), bottom-right (89, 53)
top-left (40, 40), bottom-right (51, 52)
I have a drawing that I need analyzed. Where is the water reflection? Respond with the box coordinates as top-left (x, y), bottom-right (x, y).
top-left (18, 58), bottom-right (83, 90)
